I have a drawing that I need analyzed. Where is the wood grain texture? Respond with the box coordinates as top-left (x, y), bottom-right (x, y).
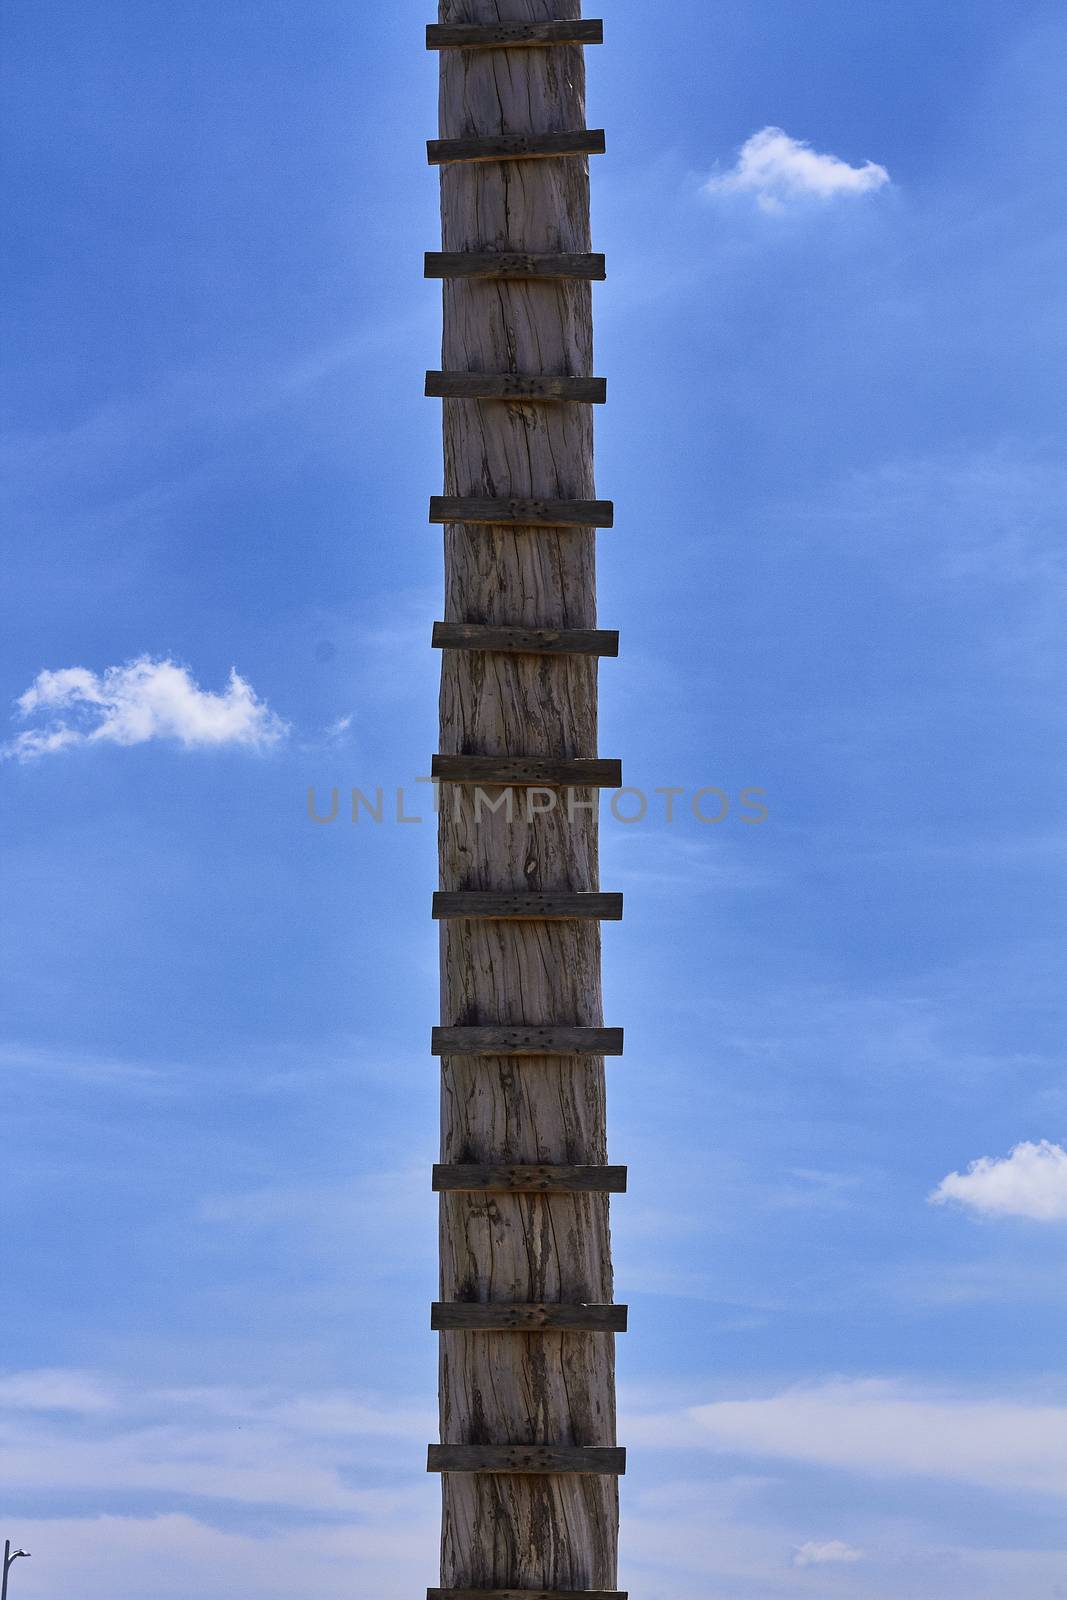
top-left (429, 1590), bottom-right (627, 1600)
top-left (431, 755), bottom-right (620, 786)
top-left (433, 891), bottom-right (622, 920)
top-left (427, 20), bottom-right (603, 48)
top-left (430, 496), bottom-right (613, 527)
top-left (432, 623), bottom-right (619, 656)
top-left (425, 251), bottom-right (606, 280)
top-left (432, 1025), bottom-right (622, 1056)
top-left (430, 1592), bottom-right (625, 1600)
top-left (436, 2), bottom-right (620, 1591)
top-left (432, 1303), bottom-right (627, 1331)
top-left (433, 1165), bottom-right (627, 1194)
top-left (427, 371), bottom-right (606, 403)
top-left (428, 129), bottom-right (605, 164)
top-left (429, 1445), bottom-right (625, 1475)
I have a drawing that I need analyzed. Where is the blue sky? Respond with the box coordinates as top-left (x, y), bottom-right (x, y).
top-left (2, 1), bottom-right (1066, 1595)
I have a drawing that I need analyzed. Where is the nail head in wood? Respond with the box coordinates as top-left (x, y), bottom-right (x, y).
top-left (426, 20), bottom-right (604, 50)
top-left (432, 1302), bottom-right (627, 1332)
top-left (427, 130), bottom-right (606, 166)
top-left (424, 252), bottom-right (606, 282)
top-left (426, 371), bottom-right (606, 405)
top-left (433, 1165), bottom-right (627, 1195)
top-left (427, 1444), bottom-right (625, 1475)
top-left (429, 496), bottom-right (613, 529)
top-left (431, 755), bottom-right (622, 788)
top-left (432, 892), bottom-right (623, 922)
top-left (431, 1025), bottom-right (623, 1057)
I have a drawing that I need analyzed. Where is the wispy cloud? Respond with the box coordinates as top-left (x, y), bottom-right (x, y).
top-left (793, 1538), bottom-right (864, 1567)
top-left (931, 1140), bottom-right (1067, 1221)
top-left (705, 127), bottom-right (890, 213)
top-left (5, 656), bottom-right (287, 761)
top-left (629, 1378), bottom-right (1067, 1497)
top-left (0, 1369), bottom-right (433, 1513)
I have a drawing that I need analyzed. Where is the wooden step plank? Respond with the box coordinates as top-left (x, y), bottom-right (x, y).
top-left (428, 130), bottom-right (606, 166)
top-left (428, 1444), bottom-right (625, 1475)
top-left (431, 754), bottom-right (621, 787)
top-left (431, 1025), bottom-right (624, 1057)
top-left (426, 371), bottom-right (606, 404)
top-left (432, 1302), bottom-right (627, 1332)
top-left (429, 495), bottom-right (613, 528)
top-left (433, 1165), bottom-right (627, 1195)
top-left (432, 891), bottom-right (623, 922)
top-left (428, 1590), bottom-right (627, 1600)
top-left (427, 20), bottom-right (604, 50)
top-left (425, 251), bottom-right (606, 282)
top-left (432, 622), bottom-right (619, 657)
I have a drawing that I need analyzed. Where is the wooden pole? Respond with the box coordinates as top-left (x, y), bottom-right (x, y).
top-left (426, 3), bottom-right (624, 1596)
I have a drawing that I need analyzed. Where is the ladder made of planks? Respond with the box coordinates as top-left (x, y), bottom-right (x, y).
top-left (425, 14), bottom-right (627, 1600)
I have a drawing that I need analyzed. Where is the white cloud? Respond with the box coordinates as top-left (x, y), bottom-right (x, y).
top-left (0, 1369), bottom-right (115, 1413)
top-left (6, 656), bottom-right (287, 760)
top-left (931, 1140), bottom-right (1067, 1221)
top-left (705, 126), bottom-right (889, 212)
top-left (793, 1539), bottom-right (863, 1567)
top-left (628, 1378), bottom-right (1067, 1497)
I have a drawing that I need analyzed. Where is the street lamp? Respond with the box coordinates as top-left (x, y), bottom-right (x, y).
top-left (2, 1542), bottom-right (30, 1600)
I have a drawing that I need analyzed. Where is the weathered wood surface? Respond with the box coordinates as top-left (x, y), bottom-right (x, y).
top-left (435, 3), bottom-right (620, 1591)
top-left (429, 1445), bottom-right (625, 1475)
top-left (433, 891), bottom-right (623, 920)
top-left (432, 622), bottom-right (619, 656)
top-left (433, 1164), bottom-right (627, 1194)
top-left (425, 251), bottom-right (606, 280)
top-left (429, 1590), bottom-right (627, 1600)
top-left (432, 754), bottom-right (621, 787)
top-left (429, 1591), bottom-right (626, 1600)
top-left (427, 19), bottom-right (603, 49)
top-left (427, 371), bottom-right (606, 404)
top-left (428, 129), bottom-right (605, 165)
top-left (432, 1024), bottom-right (623, 1056)
top-left (432, 1302), bottom-right (627, 1331)
top-left (430, 496), bottom-right (613, 528)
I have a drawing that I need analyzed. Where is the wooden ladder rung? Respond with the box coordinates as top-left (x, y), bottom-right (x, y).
top-left (425, 251), bottom-right (606, 281)
top-left (429, 1591), bottom-right (628, 1600)
top-left (432, 623), bottom-right (619, 657)
top-left (432, 1025), bottom-right (623, 1056)
top-left (431, 755), bottom-right (621, 787)
top-left (432, 1302), bottom-right (627, 1332)
top-left (426, 371), bottom-right (605, 404)
top-left (433, 1165), bottom-right (627, 1194)
top-left (430, 496), bottom-right (613, 528)
top-left (428, 1444), bottom-right (625, 1475)
top-left (427, 20), bottom-right (604, 50)
top-left (428, 130), bottom-right (606, 166)
top-left (433, 891), bottom-right (623, 921)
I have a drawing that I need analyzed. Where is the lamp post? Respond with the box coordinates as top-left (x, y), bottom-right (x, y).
top-left (2, 1542), bottom-right (30, 1600)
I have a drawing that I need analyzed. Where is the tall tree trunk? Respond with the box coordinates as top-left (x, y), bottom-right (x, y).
top-left (431, 0), bottom-right (620, 1592)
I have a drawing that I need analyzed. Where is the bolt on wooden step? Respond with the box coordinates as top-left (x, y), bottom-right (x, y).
top-left (431, 1025), bottom-right (623, 1056)
top-left (427, 129), bottom-right (606, 165)
top-left (432, 891), bottom-right (623, 921)
top-left (432, 1302), bottom-right (627, 1332)
top-left (429, 496), bottom-right (613, 528)
top-left (433, 1164), bottom-right (627, 1194)
top-left (426, 20), bottom-right (604, 50)
top-left (424, 251), bottom-right (606, 281)
top-left (432, 623), bottom-right (619, 657)
top-left (431, 755), bottom-right (621, 787)
top-left (427, 1444), bottom-right (625, 1475)
top-left (426, 371), bottom-right (606, 404)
